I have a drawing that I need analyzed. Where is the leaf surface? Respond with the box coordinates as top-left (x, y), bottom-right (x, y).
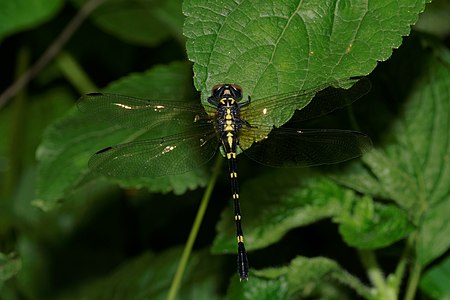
top-left (329, 37), bottom-right (450, 267)
top-left (55, 248), bottom-right (222, 300)
top-left (184, 0), bottom-right (428, 103)
top-left (212, 169), bottom-right (356, 253)
top-left (0, 0), bottom-right (62, 41)
top-left (420, 255), bottom-right (450, 299)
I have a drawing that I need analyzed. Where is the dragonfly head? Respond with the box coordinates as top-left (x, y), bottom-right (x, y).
top-left (211, 84), bottom-right (243, 101)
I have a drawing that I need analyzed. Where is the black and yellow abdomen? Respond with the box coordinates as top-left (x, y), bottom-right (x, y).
top-left (208, 84), bottom-right (250, 280)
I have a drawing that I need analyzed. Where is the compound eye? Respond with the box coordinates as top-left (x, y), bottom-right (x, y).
top-left (211, 84), bottom-right (223, 94)
top-left (230, 84), bottom-right (242, 94)
top-left (230, 84), bottom-right (243, 100)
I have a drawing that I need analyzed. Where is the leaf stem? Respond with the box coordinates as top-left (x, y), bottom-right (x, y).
top-left (166, 155), bottom-right (223, 300)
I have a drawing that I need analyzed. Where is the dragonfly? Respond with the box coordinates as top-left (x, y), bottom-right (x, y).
top-left (78, 78), bottom-right (372, 281)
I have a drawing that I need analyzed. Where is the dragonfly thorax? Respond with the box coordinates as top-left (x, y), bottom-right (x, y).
top-left (208, 84), bottom-right (245, 135)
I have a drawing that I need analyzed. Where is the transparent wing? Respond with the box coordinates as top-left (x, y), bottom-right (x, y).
top-left (238, 77), bottom-right (370, 150)
top-left (241, 77), bottom-right (370, 128)
top-left (242, 128), bottom-right (373, 167)
top-left (89, 129), bottom-right (219, 178)
top-left (288, 77), bottom-right (371, 123)
top-left (77, 93), bottom-right (211, 129)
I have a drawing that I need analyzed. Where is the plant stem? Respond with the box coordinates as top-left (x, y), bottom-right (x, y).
top-left (0, 0), bottom-right (105, 108)
top-left (0, 47), bottom-right (29, 199)
top-left (359, 250), bottom-right (385, 289)
top-left (333, 270), bottom-right (373, 299)
top-left (166, 155), bottom-right (223, 300)
top-left (358, 250), bottom-right (396, 300)
top-left (403, 258), bottom-right (421, 300)
top-left (56, 52), bottom-right (97, 93)
top-left (392, 241), bottom-right (409, 293)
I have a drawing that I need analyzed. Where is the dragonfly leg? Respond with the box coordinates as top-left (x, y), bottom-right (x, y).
top-left (239, 95), bottom-right (251, 107)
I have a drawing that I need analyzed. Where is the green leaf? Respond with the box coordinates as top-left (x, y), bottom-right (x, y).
top-left (225, 275), bottom-right (289, 300)
top-left (328, 149), bottom-right (421, 210)
top-left (184, 0), bottom-right (428, 149)
top-left (212, 169), bottom-right (356, 253)
top-left (371, 39), bottom-right (450, 267)
top-left (55, 248), bottom-right (222, 300)
top-left (420, 254), bottom-right (450, 299)
top-left (416, 197), bottom-right (450, 267)
top-left (226, 256), bottom-right (368, 299)
top-left (284, 256), bottom-right (360, 298)
top-left (0, 252), bottom-right (21, 283)
top-left (36, 62), bottom-right (207, 210)
top-left (325, 161), bottom-right (392, 200)
top-left (72, 0), bottom-right (185, 46)
top-left (0, 0), bottom-right (63, 41)
top-left (329, 36), bottom-right (450, 267)
top-left (184, 0), bottom-right (428, 103)
top-left (336, 196), bottom-right (415, 249)
top-left (25, 89), bottom-right (74, 165)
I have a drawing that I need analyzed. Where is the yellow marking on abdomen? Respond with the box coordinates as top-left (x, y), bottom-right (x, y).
top-left (230, 172), bottom-right (237, 178)
top-left (227, 152), bottom-right (237, 159)
top-left (237, 235), bottom-right (244, 243)
top-left (227, 135), bottom-right (233, 148)
top-left (225, 109), bottom-right (232, 120)
top-left (232, 193), bottom-right (239, 199)
top-left (224, 120), bottom-right (234, 132)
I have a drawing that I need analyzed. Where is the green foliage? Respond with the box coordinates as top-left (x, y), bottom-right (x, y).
top-left (213, 171), bottom-right (357, 252)
top-left (183, 0), bottom-right (424, 99)
top-left (72, 0), bottom-right (186, 46)
top-left (1, 0), bottom-right (449, 300)
top-left (0, 0), bottom-right (63, 41)
top-left (420, 255), bottom-right (450, 299)
top-left (332, 38), bottom-right (450, 268)
top-left (227, 256), bottom-right (365, 299)
top-left (0, 253), bottom-right (21, 283)
top-left (337, 197), bottom-right (415, 249)
top-left (55, 248), bottom-right (223, 300)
